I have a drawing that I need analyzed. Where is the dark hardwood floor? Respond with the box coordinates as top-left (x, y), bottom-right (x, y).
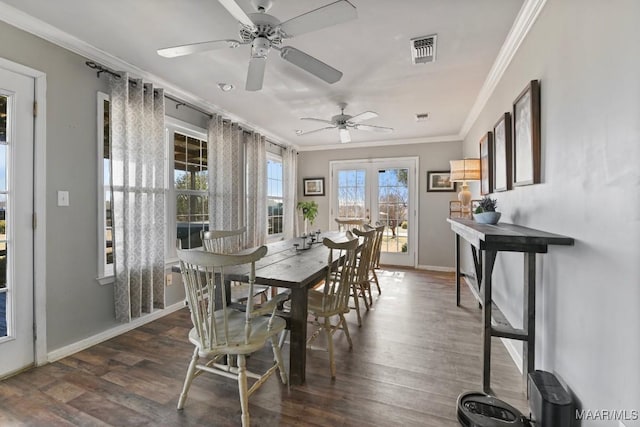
top-left (0, 269), bottom-right (527, 426)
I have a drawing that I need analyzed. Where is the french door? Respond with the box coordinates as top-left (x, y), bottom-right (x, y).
top-left (0, 67), bottom-right (35, 377)
top-left (330, 158), bottom-right (418, 267)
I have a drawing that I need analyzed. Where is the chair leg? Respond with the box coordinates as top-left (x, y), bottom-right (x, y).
top-left (339, 313), bottom-right (353, 349)
top-left (360, 282), bottom-right (370, 311)
top-left (177, 348), bottom-right (199, 410)
top-left (237, 355), bottom-right (250, 427)
top-left (325, 317), bottom-right (336, 379)
top-left (372, 269), bottom-right (381, 295)
top-left (271, 335), bottom-right (288, 384)
top-left (278, 329), bottom-right (289, 350)
top-left (351, 284), bottom-right (362, 327)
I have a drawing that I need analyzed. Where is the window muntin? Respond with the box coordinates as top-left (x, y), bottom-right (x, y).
top-left (267, 155), bottom-right (283, 236)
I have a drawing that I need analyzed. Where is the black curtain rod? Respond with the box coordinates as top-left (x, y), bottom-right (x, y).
top-left (85, 60), bottom-right (291, 151)
top-left (86, 61), bottom-right (212, 118)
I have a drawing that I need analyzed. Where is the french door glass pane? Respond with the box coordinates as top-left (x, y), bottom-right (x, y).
top-left (337, 169), bottom-right (366, 218)
top-left (378, 168), bottom-right (409, 253)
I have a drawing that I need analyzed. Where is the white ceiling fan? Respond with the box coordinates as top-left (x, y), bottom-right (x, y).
top-left (296, 103), bottom-right (394, 143)
top-left (157, 0), bottom-right (357, 91)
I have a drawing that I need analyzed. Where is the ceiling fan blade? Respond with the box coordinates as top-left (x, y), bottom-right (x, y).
top-left (297, 126), bottom-right (336, 136)
top-left (279, 0), bottom-right (357, 38)
top-left (157, 40), bottom-right (241, 58)
top-left (339, 128), bottom-right (351, 143)
top-left (348, 111), bottom-right (378, 124)
top-left (217, 0), bottom-right (255, 28)
top-left (279, 46), bottom-right (342, 84)
top-left (246, 56), bottom-right (267, 91)
top-left (300, 118), bottom-right (335, 125)
top-left (355, 124), bottom-right (394, 133)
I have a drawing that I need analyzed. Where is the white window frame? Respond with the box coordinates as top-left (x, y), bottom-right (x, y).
top-left (165, 116), bottom-right (208, 263)
top-left (96, 92), bottom-right (113, 284)
top-left (266, 152), bottom-right (284, 241)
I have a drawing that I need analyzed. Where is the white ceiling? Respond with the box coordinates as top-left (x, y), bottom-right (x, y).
top-left (0, 0), bottom-right (524, 149)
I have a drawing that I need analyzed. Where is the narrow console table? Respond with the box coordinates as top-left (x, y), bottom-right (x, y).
top-left (447, 218), bottom-right (574, 393)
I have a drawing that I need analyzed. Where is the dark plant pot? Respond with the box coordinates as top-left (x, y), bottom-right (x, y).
top-left (473, 211), bottom-right (501, 225)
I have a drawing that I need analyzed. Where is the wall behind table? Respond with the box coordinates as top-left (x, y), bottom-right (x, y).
top-left (297, 140), bottom-right (462, 268)
top-left (461, 0), bottom-right (640, 417)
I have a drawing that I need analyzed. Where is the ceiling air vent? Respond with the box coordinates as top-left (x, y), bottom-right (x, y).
top-left (415, 113), bottom-right (430, 122)
top-left (410, 34), bottom-right (437, 64)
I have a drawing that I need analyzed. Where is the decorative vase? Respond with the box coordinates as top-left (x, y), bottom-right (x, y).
top-left (473, 211), bottom-right (501, 225)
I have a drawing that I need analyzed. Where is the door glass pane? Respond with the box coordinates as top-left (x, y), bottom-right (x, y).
top-left (378, 168), bottom-right (409, 253)
top-left (337, 169), bottom-right (366, 218)
top-left (0, 95), bottom-right (7, 336)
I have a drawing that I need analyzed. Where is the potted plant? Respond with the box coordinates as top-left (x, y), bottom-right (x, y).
top-left (473, 196), bottom-right (501, 224)
top-left (297, 201), bottom-right (318, 234)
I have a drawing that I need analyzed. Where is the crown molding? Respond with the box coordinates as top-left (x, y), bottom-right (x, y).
top-left (0, 1), bottom-right (294, 148)
top-left (296, 134), bottom-right (461, 152)
top-left (459, 0), bottom-right (547, 139)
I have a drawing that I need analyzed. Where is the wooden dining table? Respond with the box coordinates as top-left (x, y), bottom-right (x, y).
top-left (199, 231), bottom-right (348, 385)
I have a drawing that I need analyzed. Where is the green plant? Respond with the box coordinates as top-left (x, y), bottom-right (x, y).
top-left (401, 242), bottom-right (408, 253)
top-left (297, 201), bottom-right (319, 225)
top-left (474, 196), bottom-right (498, 213)
top-left (400, 221), bottom-right (408, 229)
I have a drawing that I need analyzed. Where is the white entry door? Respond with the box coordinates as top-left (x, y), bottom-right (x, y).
top-left (0, 67), bottom-right (35, 377)
top-left (330, 158), bottom-right (417, 267)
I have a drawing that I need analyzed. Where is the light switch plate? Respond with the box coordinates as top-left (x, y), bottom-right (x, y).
top-left (57, 190), bottom-right (69, 207)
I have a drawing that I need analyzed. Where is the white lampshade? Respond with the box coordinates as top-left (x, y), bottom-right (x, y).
top-left (449, 158), bottom-right (481, 182)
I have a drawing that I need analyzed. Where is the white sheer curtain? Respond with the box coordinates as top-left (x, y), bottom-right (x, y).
top-left (110, 74), bottom-right (165, 323)
top-left (282, 146), bottom-right (298, 239)
top-left (245, 132), bottom-right (267, 247)
top-left (208, 115), bottom-right (244, 248)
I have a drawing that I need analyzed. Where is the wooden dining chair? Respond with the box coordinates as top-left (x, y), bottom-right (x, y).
top-left (350, 227), bottom-right (376, 326)
top-left (307, 234), bottom-right (359, 379)
top-left (334, 217), bottom-right (367, 232)
top-left (201, 227), bottom-right (270, 304)
top-left (176, 247), bottom-right (287, 427)
top-left (364, 223), bottom-right (385, 296)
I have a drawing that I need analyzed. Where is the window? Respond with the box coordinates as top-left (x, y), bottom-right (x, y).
top-left (166, 118), bottom-right (209, 260)
top-left (267, 154), bottom-right (283, 237)
top-left (97, 93), bottom-right (113, 280)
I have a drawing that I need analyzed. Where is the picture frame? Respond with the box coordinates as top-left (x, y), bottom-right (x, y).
top-left (493, 112), bottom-right (512, 192)
top-left (513, 80), bottom-right (541, 186)
top-left (479, 131), bottom-right (494, 195)
top-left (427, 171), bottom-right (456, 192)
top-left (302, 177), bottom-right (325, 196)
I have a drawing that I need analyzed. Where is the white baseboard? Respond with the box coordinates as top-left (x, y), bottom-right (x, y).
top-left (416, 265), bottom-right (455, 272)
top-left (47, 301), bottom-right (185, 363)
top-left (500, 337), bottom-right (523, 374)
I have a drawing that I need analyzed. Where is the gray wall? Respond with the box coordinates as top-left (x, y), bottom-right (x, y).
top-left (297, 141), bottom-right (462, 268)
top-left (0, 21), bottom-right (204, 351)
top-left (461, 0), bottom-right (639, 418)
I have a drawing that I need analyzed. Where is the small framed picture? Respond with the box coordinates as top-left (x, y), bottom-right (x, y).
top-left (513, 80), bottom-right (541, 186)
top-left (493, 112), bottom-right (512, 192)
top-left (303, 177), bottom-right (325, 196)
top-left (427, 171), bottom-right (456, 192)
top-left (479, 131), bottom-right (494, 195)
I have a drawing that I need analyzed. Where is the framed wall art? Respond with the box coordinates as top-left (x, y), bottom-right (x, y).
top-left (493, 112), bottom-right (512, 192)
top-left (427, 171), bottom-right (456, 192)
top-left (303, 177), bottom-right (325, 196)
top-left (479, 131), bottom-right (494, 195)
top-left (513, 80), bottom-right (541, 186)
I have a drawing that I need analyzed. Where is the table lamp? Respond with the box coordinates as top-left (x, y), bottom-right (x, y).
top-left (449, 158), bottom-right (480, 214)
